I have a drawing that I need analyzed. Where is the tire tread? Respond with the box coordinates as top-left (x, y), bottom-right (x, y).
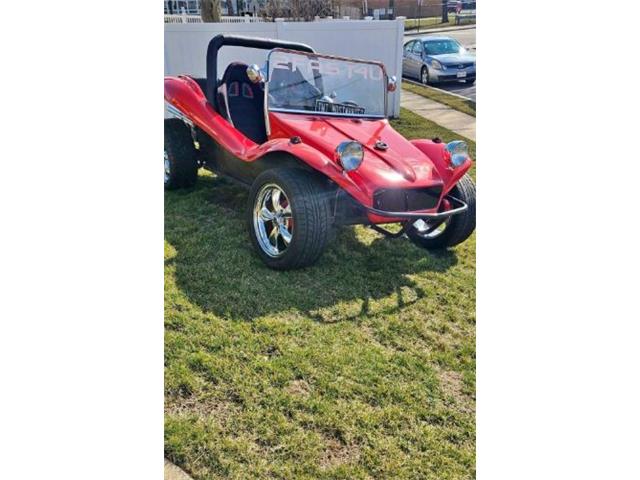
top-left (164, 119), bottom-right (198, 190)
top-left (248, 168), bottom-right (333, 270)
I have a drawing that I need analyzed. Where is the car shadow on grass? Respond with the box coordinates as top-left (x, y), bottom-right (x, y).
top-left (164, 174), bottom-right (458, 322)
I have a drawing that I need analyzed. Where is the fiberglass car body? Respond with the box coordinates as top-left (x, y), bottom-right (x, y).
top-left (164, 34), bottom-right (476, 269)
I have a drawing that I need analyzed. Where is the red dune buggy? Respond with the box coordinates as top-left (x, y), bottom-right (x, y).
top-left (164, 34), bottom-right (475, 270)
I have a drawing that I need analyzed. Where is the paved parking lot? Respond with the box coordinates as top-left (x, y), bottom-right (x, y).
top-left (403, 27), bottom-right (476, 101)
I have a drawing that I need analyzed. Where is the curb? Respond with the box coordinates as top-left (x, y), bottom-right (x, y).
top-left (165, 459), bottom-right (194, 480)
top-left (404, 25), bottom-right (476, 35)
top-left (403, 78), bottom-right (476, 104)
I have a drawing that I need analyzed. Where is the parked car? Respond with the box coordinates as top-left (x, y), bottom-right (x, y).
top-left (164, 34), bottom-right (476, 270)
top-left (403, 36), bottom-right (476, 85)
top-left (447, 1), bottom-right (476, 13)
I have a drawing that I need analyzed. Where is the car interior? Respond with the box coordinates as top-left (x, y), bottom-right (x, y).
top-left (192, 62), bottom-right (267, 145)
top-left (217, 62), bottom-right (267, 144)
top-left (191, 63), bottom-right (320, 145)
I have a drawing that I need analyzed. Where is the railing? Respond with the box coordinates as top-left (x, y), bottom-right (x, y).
top-left (164, 14), bottom-right (266, 24)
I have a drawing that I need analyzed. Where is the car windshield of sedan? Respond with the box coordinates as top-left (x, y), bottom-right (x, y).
top-left (267, 49), bottom-right (386, 118)
top-left (424, 40), bottom-right (465, 55)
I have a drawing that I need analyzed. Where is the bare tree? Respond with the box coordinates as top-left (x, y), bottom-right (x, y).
top-left (201, 0), bottom-right (221, 21)
top-left (289, 0), bottom-right (332, 20)
top-left (227, 0), bottom-right (235, 16)
top-left (265, 0), bottom-right (286, 19)
top-left (263, 0), bottom-right (333, 21)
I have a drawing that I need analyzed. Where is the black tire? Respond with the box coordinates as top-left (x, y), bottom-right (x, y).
top-left (420, 66), bottom-right (430, 85)
top-left (164, 118), bottom-right (198, 190)
top-left (406, 173), bottom-right (476, 250)
top-left (247, 168), bottom-right (334, 270)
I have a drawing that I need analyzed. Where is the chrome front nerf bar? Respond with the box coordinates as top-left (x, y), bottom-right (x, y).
top-left (364, 195), bottom-right (469, 220)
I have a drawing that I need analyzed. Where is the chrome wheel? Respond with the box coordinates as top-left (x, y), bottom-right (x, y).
top-left (412, 218), bottom-right (448, 239)
top-left (164, 150), bottom-right (170, 184)
top-left (253, 184), bottom-right (293, 258)
top-left (421, 67), bottom-right (429, 85)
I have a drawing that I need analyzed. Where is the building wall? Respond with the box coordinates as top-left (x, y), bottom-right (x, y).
top-left (366, 0), bottom-right (444, 19)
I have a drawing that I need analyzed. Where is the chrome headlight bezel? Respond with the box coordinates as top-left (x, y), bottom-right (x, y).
top-left (446, 140), bottom-right (469, 168)
top-left (335, 141), bottom-right (364, 172)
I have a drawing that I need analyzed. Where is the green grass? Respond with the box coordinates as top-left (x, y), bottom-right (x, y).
top-left (165, 108), bottom-right (476, 479)
top-left (403, 81), bottom-right (476, 117)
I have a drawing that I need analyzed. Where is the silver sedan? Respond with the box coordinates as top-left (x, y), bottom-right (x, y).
top-left (402, 36), bottom-right (476, 85)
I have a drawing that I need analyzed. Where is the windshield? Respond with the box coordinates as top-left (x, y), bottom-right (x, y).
top-left (267, 49), bottom-right (386, 118)
top-left (424, 39), bottom-right (465, 56)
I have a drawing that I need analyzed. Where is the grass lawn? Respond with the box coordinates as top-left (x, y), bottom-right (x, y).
top-left (165, 108), bottom-right (476, 479)
top-left (403, 81), bottom-right (476, 118)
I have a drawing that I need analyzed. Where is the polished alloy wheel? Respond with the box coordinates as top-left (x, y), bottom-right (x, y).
top-left (413, 218), bottom-right (448, 239)
top-left (253, 184), bottom-right (293, 258)
top-left (164, 150), bottom-right (171, 184)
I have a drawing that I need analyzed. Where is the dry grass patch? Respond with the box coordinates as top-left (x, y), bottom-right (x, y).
top-left (320, 437), bottom-right (362, 470)
top-left (285, 379), bottom-right (311, 398)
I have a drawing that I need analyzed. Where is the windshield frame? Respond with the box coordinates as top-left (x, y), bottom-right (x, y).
top-left (265, 48), bottom-right (390, 120)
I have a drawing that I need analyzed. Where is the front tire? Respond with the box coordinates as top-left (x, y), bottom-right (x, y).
top-left (248, 168), bottom-right (333, 270)
top-left (164, 118), bottom-right (198, 190)
top-left (406, 174), bottom-right (476, 250)
top-left (420, 66), bottom-right (430, 85)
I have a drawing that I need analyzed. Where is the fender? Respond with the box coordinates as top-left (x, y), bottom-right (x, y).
top-left (165, 75), bottom-right (374, 207)
top-left (251, 140), bottom-right (375, 208)
top-left (410, 139), bottom-right (473, 195)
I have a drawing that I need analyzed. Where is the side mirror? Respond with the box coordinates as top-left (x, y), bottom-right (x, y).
top-left (387, 75), bottom-right (397, 92)
top-left (246, 64), bottom-right (265, 84)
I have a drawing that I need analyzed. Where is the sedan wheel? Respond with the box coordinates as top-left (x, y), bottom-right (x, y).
top-left (421, 67), bottom-right (429, 85)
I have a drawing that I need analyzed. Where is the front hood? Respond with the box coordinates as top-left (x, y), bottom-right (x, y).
top-left (269, 112), bottom-right (444, 194)
top-left (431, 53), bottom-right (476, 65)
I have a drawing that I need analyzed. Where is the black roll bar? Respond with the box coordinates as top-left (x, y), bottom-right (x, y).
top-left (206, 34), bottom-right (315, 111)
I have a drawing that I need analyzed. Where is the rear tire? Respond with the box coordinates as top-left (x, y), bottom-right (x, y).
top-left (248, 168), bottom-right (333, 270)
top-left (164, 118), bottom-right (198, 190)
top-left (406, 173), bottom-right (476, 250)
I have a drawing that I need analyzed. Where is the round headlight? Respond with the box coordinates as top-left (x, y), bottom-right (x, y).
top-left (446, 140), bottom-right (469, 168)
top-left (335, 141), bottom-right (364, 172)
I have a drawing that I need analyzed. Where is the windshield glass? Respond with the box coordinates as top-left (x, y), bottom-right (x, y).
top-left (267, 49), bottom-right (386, 118)
top-left (424, 39), bottom-right (465, 55)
